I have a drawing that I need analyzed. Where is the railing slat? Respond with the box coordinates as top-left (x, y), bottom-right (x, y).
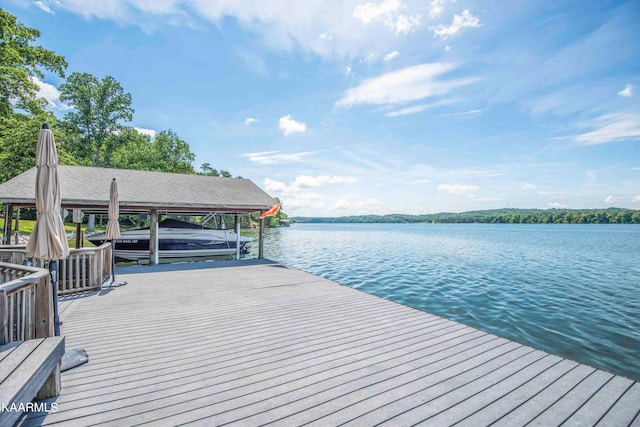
top-left (0, 262), bottom-right (52, 344)
top-left (1, 243), bottom-right (110, 296)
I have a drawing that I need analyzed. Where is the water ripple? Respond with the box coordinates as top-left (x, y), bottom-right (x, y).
top-left (249, 223), bottom-right (640, 381)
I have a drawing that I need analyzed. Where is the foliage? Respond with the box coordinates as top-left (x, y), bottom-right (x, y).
top-left (59, 72), bottom-right (134, 166)
top-left (0, 8), bottom-right (67, 116)
top-left (110, 128), bottom-right (195, 173)
top-left (199, 163), bottom-right (231, 177)
top-left (292, 208), bottom-right (640, 225)
top-left (0, 111), bottom-right (79, 182)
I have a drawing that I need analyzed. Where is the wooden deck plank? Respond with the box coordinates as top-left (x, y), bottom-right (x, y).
top-left (16, 260), bottom-right (639, 426)
top-left (491, 363), bottom-right (596, 426)
top-left (396, 354), bottom-right (564, 426)
top-left (58, 319), bottom-right (462, 412)
top-left (0, 339), bottom-right (42, 384)
top-left (454, 358), bottom-right (579, 426)
top-left (36, 310), bottom-right (444, 424)
top-left (158, 330), bottom-right (496, 426)
top-left (596, 382), bottom-right (640, 426)
top-left (526, 369), bottom-right (614, 426)
top-left (229, 333), bottom-right (501, 426)
top-left (53, 310), bottom-right (436, 407)
top-left (563, 375), bottom-right (636, 426)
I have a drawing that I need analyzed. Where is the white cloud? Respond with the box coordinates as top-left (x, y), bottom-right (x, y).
top-left (386, 104), bottom-right (427, 117)
top-left (244, 150), bottom-right (315, 165)
top-left (332, 193), bottom-right (380, 212)
top-left (31, 77), bottom-right (68, 110)
top-left (353, 0), bottom-right (420, 35)
top-left (521, 183), bottom-right (537, 190)
top-left (572, 113), bottom-right (640, 145)
top-left (547, 202), bottom-right (568, 209)
top-left (633, 195), bottom-right (640, 203)
top-left (265, 174), bottom-right (356, 194)
top-left (279, 114), bottom-right (306, 136)
top-left (429, 0), bottom-right (446, 18)
top-left (432, 9), bottom-right (480, 39)
top-left (437, 184), bottom-right (479, 195)
top-left (134, 127), bottom-right (157, 138)
top-left (244, 117), bottom-right (259, 126)
top-left (291, 175), bottom-right (357, 190)
top-left (45, 0), bottom-right (428, 59)
top-left (618, 84), bottom-right (634, 97)
top-left (384, 51), bottom-right (399, 61)
top-left (336, 63), bottom-right (477, 108)
top-left (33, 1), bottom-right (54, 14)
top-left (263, 175), bottom-right (357, 202)
top-left (345, 66), bottom-right (352, 75)
top-left (353, 0), bottom-right (401, 24)
top-left (263, 177), bottom-right (288, 193)
top-left (263, 174), bottom-right (358, 214)
top-left (604, 195), bottom-right (617, 205)
top-left (441, 108), bottom-right (485, 117)
top-left (395, 14), bottom-right (421, 34)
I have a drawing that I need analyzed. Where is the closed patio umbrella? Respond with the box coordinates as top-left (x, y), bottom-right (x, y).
top-left (105, 178), bottom-right (121, 285)
top-left (25, 123), bottom-right (69, 336)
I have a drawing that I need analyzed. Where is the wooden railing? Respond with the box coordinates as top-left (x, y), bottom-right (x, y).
top-left (0, 243), bottom-right (111, 295)
top-left (59, 243), bottom-right (111, 295)
top-left (0, 262), bottom-right (53, 344)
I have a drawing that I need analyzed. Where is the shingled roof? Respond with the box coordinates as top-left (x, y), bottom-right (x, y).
top-left (0, 166), bottom-right (276, 214)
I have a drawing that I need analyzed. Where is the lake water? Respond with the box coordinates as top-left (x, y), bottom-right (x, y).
top-left (247, 223), bottom-right (640, 381)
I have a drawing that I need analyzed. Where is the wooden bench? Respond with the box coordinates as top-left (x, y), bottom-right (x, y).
top-left (0, 337), bottom-right (65, 426)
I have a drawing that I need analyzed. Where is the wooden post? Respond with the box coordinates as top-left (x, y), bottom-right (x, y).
top-left (36, 363), bottom-right (61, 400)
top-left (13, 207), bottom-right (20, 244)
top-left (235, 214), bottom-right (240, 260)
top-left (75, 223), bottom-right (82, 248)
top-left (3, 203), bottom-right (12, 245)
top-left (149, 209), bottom-right (159, 265)
top-left (35, 275), bottom-right (53, 338)
top-left (0, 290), bottom-right (8, 344)
top-left (258, 217), bottom-right (265, 259)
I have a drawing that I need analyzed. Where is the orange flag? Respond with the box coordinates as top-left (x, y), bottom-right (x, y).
top-left (260, 203), bottom-right (281, 219)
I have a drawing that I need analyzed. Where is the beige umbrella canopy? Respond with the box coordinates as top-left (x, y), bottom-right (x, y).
top-left (105, 178), bottom-right (121, 240)
top-left (25, 125), bottom-right (70, 260)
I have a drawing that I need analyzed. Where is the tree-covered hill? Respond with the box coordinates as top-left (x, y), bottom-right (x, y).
top-left (292, 208), bottom-right (640, 224)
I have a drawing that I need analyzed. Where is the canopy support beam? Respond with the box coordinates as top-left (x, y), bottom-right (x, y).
top-left (258, 217), bottom-right (265, 259)
top-left (149, 209), bottom-right (159, 265)
top-left (3, 203), bottom-right (13, 245)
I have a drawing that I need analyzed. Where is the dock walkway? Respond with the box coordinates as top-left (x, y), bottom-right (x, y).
top-left (19, 260), bottom-right (639, 426)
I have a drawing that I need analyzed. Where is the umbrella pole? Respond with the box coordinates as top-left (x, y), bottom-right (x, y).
top-left (111, 240), bottom-right (116, 286)
top-left (49, 260), bottom-right (61, 336)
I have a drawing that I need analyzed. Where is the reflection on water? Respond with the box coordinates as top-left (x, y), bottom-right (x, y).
top-left (246, 223), bottom-right (640, 381)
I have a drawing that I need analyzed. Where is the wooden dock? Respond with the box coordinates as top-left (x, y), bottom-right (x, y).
top-left (17, 260), bottom-right (639, 426)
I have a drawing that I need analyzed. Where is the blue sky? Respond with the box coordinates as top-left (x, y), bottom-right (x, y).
top-left (4, 0), bottom-right (640, 216)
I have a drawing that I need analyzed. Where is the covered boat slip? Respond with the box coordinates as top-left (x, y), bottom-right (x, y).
top-left (0, 166), bottom-right (277, 263)
top-left (17, 261), bottom-right (639, 426)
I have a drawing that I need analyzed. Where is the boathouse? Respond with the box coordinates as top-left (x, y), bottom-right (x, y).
top-left (0, 165), bottom-right (277, 263)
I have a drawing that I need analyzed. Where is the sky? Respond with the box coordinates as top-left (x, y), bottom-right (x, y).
top-left (4, 0), bottom-right (640, 216)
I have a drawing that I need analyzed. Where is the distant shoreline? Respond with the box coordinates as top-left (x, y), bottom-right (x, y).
top-left (292, 208), bottom-right (640, 225)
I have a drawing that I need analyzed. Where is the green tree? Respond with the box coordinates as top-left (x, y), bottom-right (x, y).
top-left (200, 163), bottom-right (219, 176)
top-left (153, 130), bottom-right (195, 173)
top-left (0, 111), bottom-right (79, 182)
top-left (110, 128), bottom-right (195, 173)
top-left (59, 72), bottom-right (133, 166)
top-left (199, 163), bottom-right (232, 177)
top-left (0, 8), bottom-right (67, 116)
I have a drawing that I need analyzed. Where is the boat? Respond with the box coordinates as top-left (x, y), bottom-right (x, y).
top-left (87, 217), bottom-right (251, 261)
